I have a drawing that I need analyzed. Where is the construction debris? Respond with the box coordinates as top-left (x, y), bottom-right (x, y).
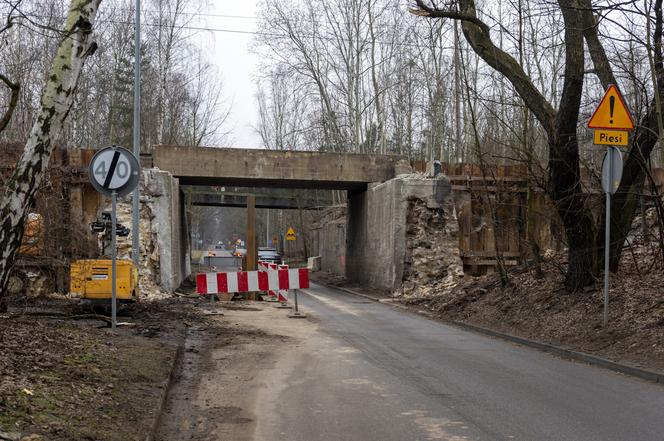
top-left (394, 196), bottom-right (463, 299)
top-left (111, 196), bottom-right (170, 299)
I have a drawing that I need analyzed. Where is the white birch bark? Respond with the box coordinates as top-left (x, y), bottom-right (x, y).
top-left (0, 0), bottom-right (102, 301)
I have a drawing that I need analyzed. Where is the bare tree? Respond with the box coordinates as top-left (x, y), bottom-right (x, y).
top-left (255, 66), bottom-right (310, 150)
top-left (411, 0), bottom-right (664, 291)
top-left (187, 57), bottom-right (232, 146)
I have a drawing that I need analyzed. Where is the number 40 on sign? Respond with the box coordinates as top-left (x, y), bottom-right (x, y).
top-left (89, 145), bottom-right (140, 196)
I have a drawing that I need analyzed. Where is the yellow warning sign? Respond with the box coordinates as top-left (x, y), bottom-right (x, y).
top-left (286, 227), bottom-right (296, 241)
top-left (587, 85), bottom-right (634, 131)
top-left (593, 130), bottom-right (628, 146)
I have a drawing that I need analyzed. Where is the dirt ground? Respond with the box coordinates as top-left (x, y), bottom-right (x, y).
top-left (0, 296), bottom-right (222, 441)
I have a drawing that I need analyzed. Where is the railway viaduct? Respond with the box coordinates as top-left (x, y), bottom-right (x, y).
top-left (146, 145), bottom-right (451, 292)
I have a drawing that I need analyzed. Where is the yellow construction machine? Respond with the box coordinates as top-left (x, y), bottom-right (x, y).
top-left (69, 259), bottom-right (139, 303)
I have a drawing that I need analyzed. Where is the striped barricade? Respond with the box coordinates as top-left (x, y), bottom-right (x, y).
top-left (259, 261), bottom-right (279, 302)
top-left (276, 264), bottom-right (290, 302)
top-left (196, 268), bottom-right (309, 295)
top-left (267, 263), bottom-right (279, 301)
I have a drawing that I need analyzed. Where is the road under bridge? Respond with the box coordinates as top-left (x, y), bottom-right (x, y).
top-left (146, 145), bottom-right (449, 293)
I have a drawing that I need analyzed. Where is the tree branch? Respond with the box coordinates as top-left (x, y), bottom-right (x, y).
top-left (0, 74), bottom-right (19, 134)
top-left (411, 0), bottom-right (557, 137)
top-left (580, 0), bottom-right (616, 88)
top-left (555, 0), bottom-right (585, 137)
top-left (408, 2), bottom-right (489, 34)
top-left (655, 0), bottom-right (663, 79)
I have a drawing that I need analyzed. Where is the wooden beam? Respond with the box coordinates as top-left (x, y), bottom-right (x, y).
top-left (246, 195), bottom-right (257, 300)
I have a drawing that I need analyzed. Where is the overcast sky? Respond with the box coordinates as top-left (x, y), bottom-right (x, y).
top-left (200, 1), bottom-right (262, 148)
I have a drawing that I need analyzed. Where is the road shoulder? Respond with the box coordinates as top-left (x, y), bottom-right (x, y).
top-left (154, 302), bottom-right (301, 441)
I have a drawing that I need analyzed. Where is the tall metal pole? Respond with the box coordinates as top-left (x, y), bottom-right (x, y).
top-left (266, 209), bottom-right (270, 247)
top-left (131, 0), bottom-right (141, 267)
top-left (603, 149), bottom-right (614, 327)
top-left (111, 191), bottom-right (118, 330)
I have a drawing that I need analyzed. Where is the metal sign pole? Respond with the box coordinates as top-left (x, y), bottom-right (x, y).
top-left (589, 84), bottom-right (633, 328)
top-left (111, 190), bottom-right (118, 329)
top-left (603, 149), bottom-right (614, 327)
top-left (131, 0), bottom-right (141, 268)
top-left (288, 289), bottom-right (306, 318)
top-left (89, 146), bottom-right (140, 328)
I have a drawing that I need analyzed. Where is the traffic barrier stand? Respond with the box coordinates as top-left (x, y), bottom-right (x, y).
top-left (203, 292), bottom-right (224, 316)
top-left (263, 263), bottom-right (279, 302)
top-left (273, 288), bottom-right (291, 309)
top-left (287, 289), bottom-right (306, 318)
top-left (273, 264), bottom-right (291, 308)
top-left (262, 289), bottom-right (279, 302)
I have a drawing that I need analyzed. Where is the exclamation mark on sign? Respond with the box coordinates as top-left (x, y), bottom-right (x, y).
top-left (609, 95), bottom-right (615, 124)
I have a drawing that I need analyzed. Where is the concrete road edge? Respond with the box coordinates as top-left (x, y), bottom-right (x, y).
top-left (320, 282), bottom-right (664, 386)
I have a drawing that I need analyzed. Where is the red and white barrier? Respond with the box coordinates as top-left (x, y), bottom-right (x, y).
top-left (196, 268), bottom-right (309, 295)
top-left (267, 263), bottom-right (279, 299)
top-left (257, 261), bottom-right (280, 301)
top-left (276, 264), bottom-right (289, 302)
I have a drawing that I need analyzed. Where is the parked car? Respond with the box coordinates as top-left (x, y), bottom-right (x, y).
top-left (258, 247), bottom-right (282, 264)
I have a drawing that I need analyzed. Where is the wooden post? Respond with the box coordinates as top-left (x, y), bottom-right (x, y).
top-left (247, 195), bottom-right (257, 270)
top-left (297, 197), bottom-right (308, 260)
top-left (246, 195), bottom-right (257, 300)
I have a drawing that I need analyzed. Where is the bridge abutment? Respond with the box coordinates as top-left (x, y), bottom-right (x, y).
top-left (345, 176), bottom-right (454, 292)
top-left (144, 169), bottom-right (190, 292)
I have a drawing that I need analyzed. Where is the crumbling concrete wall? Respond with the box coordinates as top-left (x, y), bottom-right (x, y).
top-left (115, 198), bottom-right (162, 298)
top-left (142, 169), bottom-right (189, 292)
top-left (400, 194), bottom-right (462, 295)
top-left (346, 176), bottom-right (459, 292)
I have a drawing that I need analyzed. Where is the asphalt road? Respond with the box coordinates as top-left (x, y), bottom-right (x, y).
top-left (254, 283), bottom-right (664, 441)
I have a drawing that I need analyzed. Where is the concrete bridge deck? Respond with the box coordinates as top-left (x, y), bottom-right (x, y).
top-left (153, 145), bottom-right (407, 190)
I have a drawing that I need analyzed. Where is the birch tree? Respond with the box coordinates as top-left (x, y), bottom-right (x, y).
top-left (0, 0), bottom-right (102, 305)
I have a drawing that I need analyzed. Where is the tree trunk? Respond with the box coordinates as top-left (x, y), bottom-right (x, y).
top-left (0, 0), bottom-right (101, 304)
top-left (606, 105), bottom-right (660, 271)
top-left (413, 0), bottom-right (663, 290)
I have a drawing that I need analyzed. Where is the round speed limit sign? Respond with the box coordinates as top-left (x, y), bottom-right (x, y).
top-left (89, 146), bottom-right (140, 196)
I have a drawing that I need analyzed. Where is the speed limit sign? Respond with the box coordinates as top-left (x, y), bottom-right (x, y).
top-left (88, 145), bottom-right (140, 330)
top-left (89, 146), bottom-right (140, 196)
